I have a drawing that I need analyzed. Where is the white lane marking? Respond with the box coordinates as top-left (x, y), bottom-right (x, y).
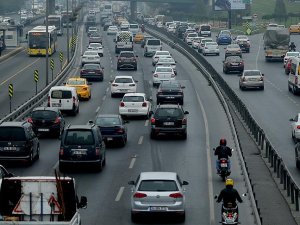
top-left (138, 136), bottom-right (144, 145)
top-left (102, 95), bottom-right (106, 101)
top-left (144, 120), bottom-right (149, 126)
top-left (115, 187), bottom-right (125, 202)
top-left (195, 91), bottom-right (215, 224)
top-left (129, 157), bottom-right (137, 169)
top-left (96, 106), bottom-right (100, 113)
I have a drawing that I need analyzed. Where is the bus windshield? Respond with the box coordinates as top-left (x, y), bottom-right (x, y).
top-left (48, 18), bottom-right (60, 30)
top-left (29, 33), bottom-right (48, 48)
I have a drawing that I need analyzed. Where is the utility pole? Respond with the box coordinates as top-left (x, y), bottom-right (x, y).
top-left (46, 0), bottom-right (49, 86)
top-left (228, 9), bottom-right (232, 29)
top-left (67, 0), bottom-right (70, 62)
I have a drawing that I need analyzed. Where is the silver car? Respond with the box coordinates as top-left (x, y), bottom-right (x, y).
top-left (156, 59), bottom-right (177, 74)
top-left (152, 66), bottom-right (176, 87)
top-left (239, 70), bottom-right (264, 90)
top-left (152, 51), bottom-right (171, 66)
top-left (87, 43), bottom-right (104, 57)
top-left (81, 51), bottom-right (101, 67)
top-left (128, 172), bottom-right (188, 222)
top-left (202, 41), bottom-right (220, 56)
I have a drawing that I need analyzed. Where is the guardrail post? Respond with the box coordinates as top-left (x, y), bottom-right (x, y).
top-left (284, 170), bottom-right (287, 190)
top-left (273, 155), bottom-right (277, 172)
top-left (280, 164), bottom-right (284, 184)
top-left (287, 174), bottom-right (291, 197)
top-left (265, 141), bottom-right (269, 158)
top-left (291, 182), bottom-right (295, 204)
top-left (295, 188), bottom-right (299, 211)
top-left (270, 149), bottom-right (273, 165)
top-left (276, 159), bottom-right (280, 178)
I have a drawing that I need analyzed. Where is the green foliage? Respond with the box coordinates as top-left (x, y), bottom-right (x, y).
top-left (274, 0), bottom-right (287, 17)
top-left (0, 0), bottom-right (26, 14)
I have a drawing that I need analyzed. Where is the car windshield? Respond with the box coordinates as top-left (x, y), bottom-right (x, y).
top-left (155, 108), bottom-right (183, 117)
top-left (287, 52), bottom-right (299, 57)
top-left (84, 51), bottom-right (98, 56)
top-left (226, 56), bottom-right (242, 62)
top-left (89, 43), bottom-right (102, 48)
top-left (51, 90), bottom-right (72, 99)
top-left (89, 27), bottom-right (97, 31)
top-left (138, 180), bottom-right (178, 192)
top-left (32, 110), bottom-right (57, 119)
top-left (156, 67), bottom-right (172, 72)
top-left (65, 130), bottom-right (95, 145)
top-left (244, 71), bottom-right (261, 76)
top-left (115, 78), bottom-right (133, 83)
top-left (67, 80), bottom-right (85, 85)
top-left (84, 64), bottom-right (100, 70)
top-left (156, 52), bottom-right (169, 56)
top-left (147, 39), bottom-right (161, 45)
top-left (161, 82), bottom-right (180, 89)
top-left (123, 96), bottom-right (144, 102)
top-left (90, 33), bottom-right (101, 38)
top-left (201, 25), bottom-right (210, 31)
top-left (158, 58), bottom-right (175, 63)
top-left (96, 117), bottom-right (121, 126)
top-left (0, 127), bottom-right (26, 141)
top-left (120, 52), bottom-right (134, 58)
top-left (206, 42), bottom-right (217, 46)
top-left (188, 33), bottom-right (197, 37)
top-left (130, 24), bottom-right (138, 28)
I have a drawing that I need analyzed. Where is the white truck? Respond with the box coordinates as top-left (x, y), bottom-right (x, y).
top-left (115, 31), bottom-right (133, 54)
top-left (0, 175), bottom-right (87, 225)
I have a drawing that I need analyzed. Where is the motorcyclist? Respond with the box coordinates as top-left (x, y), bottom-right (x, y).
top-left (214, 138), bottom-right (232, 173)
top-left (289, 42), bottom-right (296, 51)
top-left (141, 24), bottom-right (145, 33)
top-left (216, 179), bottom-right (243, 211)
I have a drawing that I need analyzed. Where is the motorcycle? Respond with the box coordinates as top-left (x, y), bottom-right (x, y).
top-left (214, 148), bottom-right (233, 181)
top-left (221, 202), bottom-right (239, 225)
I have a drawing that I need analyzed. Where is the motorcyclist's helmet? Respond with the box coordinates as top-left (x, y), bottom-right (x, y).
top-left (225, 178), bottom-right (234, 187)
top-left (291, 42), bottom-right (295, 45)
top-left (220, 138), bottom-right (227, 146)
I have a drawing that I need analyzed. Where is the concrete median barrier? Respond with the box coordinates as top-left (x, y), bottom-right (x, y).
top-left (0, 47), bottom-right (25, 63)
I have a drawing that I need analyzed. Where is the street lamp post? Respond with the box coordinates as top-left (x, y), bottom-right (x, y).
top-left (45, 0), bottom-right (49, 86)
top-left (67, 0), bottom-right (70, 62)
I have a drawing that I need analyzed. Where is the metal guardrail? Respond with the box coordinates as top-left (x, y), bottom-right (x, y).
top-left (143, 22), bottom-right (300, 222)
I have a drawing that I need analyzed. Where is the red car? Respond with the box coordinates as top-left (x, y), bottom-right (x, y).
top-left (285, 58), bottom-right (292, 75)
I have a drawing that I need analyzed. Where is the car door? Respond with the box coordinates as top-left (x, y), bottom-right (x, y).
top-left (292, 114), bottom-right (299, 133)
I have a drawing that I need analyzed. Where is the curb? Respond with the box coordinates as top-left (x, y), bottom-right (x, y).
top-left (0, 47), bottom-right (25, 63)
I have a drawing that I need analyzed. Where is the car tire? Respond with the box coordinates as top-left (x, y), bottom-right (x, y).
top-left (223, 67), bottom-right (227, 74)
top-left (179, 100), bottom-right (184, 105)
top-left (261, 86), bottom-right (264, 90)
top-left (111, 93), bottom-right (115, 98)
top-left (288, 83), bottom-right (292, 92)
top-left (150, 131), bottom-right (156, 139)
top-left (131, 212), bottom-right (139, 223)
top-left (35, 145), bottom-right (40, 160)
top-left (182, 132), bottom-right (187, 140)
top-left (178, 212), bottom-right (185, 223)
top-left (96, 160), bottom-right (103, 172)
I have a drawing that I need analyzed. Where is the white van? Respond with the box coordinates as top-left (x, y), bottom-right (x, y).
top-left (47, 86), bottom-right (79, 115)
top-left (144, 39), bottom-right (162, 57)
top-left (129, 24), bottom-right (139, 36)
top-left (288, 57), bottom-right (300, 94)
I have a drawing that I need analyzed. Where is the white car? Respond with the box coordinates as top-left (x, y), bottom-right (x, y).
top-left (202, 42), bottom-right (220, 56)
top-left (284, 52), bottom-right (300, 68)
top-left (119, 93), bottom-right (151, 118)
top-left (87, 26), bottom-right (98, 36)
top-left (197, 38), bottom-right (213, 53)
top-left (167, 24), bottom-right (176, 33)
top-left (152, 51), bottom-right (171, 66)
top-left (290, 113), bottom-right (300, 142)
top-left (81, 51), bottom-right (101, 66)
top-left (87, 43), bottom-right (104, 57)
top-left (111, 76), bottom-right (137, 97)
top-left (152, 66), bottom-right (176, 87)
top-left (107, 25), bottom-right (118, 35)
top-left (235, 35), bottom-right (250, 44)
top-left (156, 59), bottom-right (177, 74)
top-left (156, 22), bottom-right (163, 28)
top-left (185, 32), bottom-right (198, 45)
top-left (192, 37), bottom-right (204, 49)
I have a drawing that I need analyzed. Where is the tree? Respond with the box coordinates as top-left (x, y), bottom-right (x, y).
top-left (0, 0), bottom-right (26, 14)
top-left (273, 0), bottom-right (287, 21)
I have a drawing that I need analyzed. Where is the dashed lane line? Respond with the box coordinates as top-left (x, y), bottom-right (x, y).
top-left (115, 187), bottom-right (125, 202)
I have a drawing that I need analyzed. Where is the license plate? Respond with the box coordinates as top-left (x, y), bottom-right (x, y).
top-left (124, 59), bottom-right (131, 62)
top-left (52, 103), bottom-right (61, 107)
top-left (38, 128), bottom-right (49, 132)
top-left (231, 63), bottom-right (238, 66)
top-left (88, 57), bottom-right (94, 60)
top-left (164, 122), bottom-right (174, 126)
top-left (73, 150), bottom-right (86, 155)
top-left (88, 71), bottom-right (95, 74)
top-left (167, 96), bottom-right (175, 99)
top-left (4, 147), bottom-right (17, 151)
top-left (118, 89), bottom-right (127, 92)
top-left (107, 137), bottom-right (113, 141)
top-left (128, 109), bottom-right (138, 112)
top-left (221, 163), bottom-right (227, 167)
top-left (249, 78), bottom-right (257, 81)
top-left (150, 206), bottom-right (167, 211)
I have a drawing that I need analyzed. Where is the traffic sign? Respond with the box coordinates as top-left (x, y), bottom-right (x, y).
top-left (34, 70), bottom-right (39, 82)
top-left (50, 59), bottom-right (54, 70)
top-left (9, 84), bottom-right (13, 97)
top-left (246, 28), bottom-right (252, 35)
top-left (59, 52), bottom-right (63, 62)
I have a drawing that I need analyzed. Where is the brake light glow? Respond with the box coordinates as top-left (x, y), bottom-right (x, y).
top-left (133, 192), bottom-right (147, 198)
top-left (120, 102), bottom-right (125, 107)
top-left (116, 128), bottom-right (124, 134)
top-left (54, 117), bottom-right (61, 124)
top-left (297, 125), bottom-right (300, 129)
top-left (59, 147), bottom-right (64, 156)
top-left (142, 102), bottom-right (147, 107)
top-left (95, 147), bottom-right (100, 156)
top-left (169, 193), bottom-right (183, 198)
top-left (151, 118), bottom-right (155, 124)
top-left (27, 117), bottom-right (33, 123)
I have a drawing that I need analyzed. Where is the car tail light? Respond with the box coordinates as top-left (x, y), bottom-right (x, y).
top-left (81, 70), bottom-right (86, 74)
top-left (169, 193), bottom-right (183, 198)
top-left (239, 61), bottom-right (244, 65)
top-left (59, 147), bottom-right (64, 156)
top-left (47, 96), bottom-right (50, 107)
top-left (134, 192), bottom-right (147, 198)
top-left (96, 70), bottom-right (102, 74)
top-left (116, 128), bottom-right (124, 134)
top-left (182, 118), bottom-right (187, 125)
top-left (153, 73), bottom-right (158, 77)
top-left (221, 159), bottom-right (227, 163)
top-left (129, 84), bottom-right (136, 86)
top-left (54, 117), bottom-right (61, 124)
top-left (297, 125), bottom-right (300, 129)
top-left (112, 83), bottom-right (118, 87)
top-left (95, 147), bottom-right (100, 156)
top-left (120, 102), bottom-right (125, 107)
top-left (142, 102), bottom-right (147, 107)
top-left (151, 118), bottom-right (155, 124)
top-left (27, 117), bottom-right (33, 123)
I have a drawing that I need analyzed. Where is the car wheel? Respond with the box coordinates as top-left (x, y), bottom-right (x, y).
top-left (223, 67), bottom-right (227, 74)
top-left (96, 160), bottom-right (103, 172)
top-left (179, 100), bottom-right (184, 105)
top-left (261, 86), bottom-right (264, 90)
top-left (178, 212), bottom-right (185, 222)
top-left (292, 86), bottom-right (297, 95)
top-left (111, 93), bottom-right (115, 98)
top-left (288, 83), bottom-right (292, 92)
top-left (150, 131), bottom-right (156, 139)
top-left (27, 152), bottom-right (34, 166)
top-left (182, 132), bottom-right (187, 140)
top-left (120, 138), bottom-right (126, 147)
top-left (131, 212), bottom-right (139, 223)
top-left (35, 145), bottom-right (40, 160)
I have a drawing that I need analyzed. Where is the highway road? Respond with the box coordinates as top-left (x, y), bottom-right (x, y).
top-left (198, 32), bottom-right (300, 186)
top-left (3, 15), bottom-right (257, 225)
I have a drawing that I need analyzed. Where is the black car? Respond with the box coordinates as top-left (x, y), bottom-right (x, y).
top-left (223, 56), bottom-right (244, 74)
top-left (156, 81), bottom-right (185, 105)
top-left (117, 51), bottom-right (138, 70)
top-left (237, 40), bottom-right (250, 53)
top-left (80, 63), bottom-right (104, 81)
top-left (94, 114), bottom-right (128, 147)
top-left (0, 121), bottom-right (39, 165)
top-left (0, 164), bottom-right (13, 178)
top-left (176, 25), bottom-right (188, 39)
top-left (150, 104), bottom-right (189, 139)
top-left (27, 107), bottom-right (65, 138)
top-left (141, 35), bottom-right (153, 48)
top-left (103, 21), bottom-right (113, 31)
top-left (59, 124), bottom-right (106, 172)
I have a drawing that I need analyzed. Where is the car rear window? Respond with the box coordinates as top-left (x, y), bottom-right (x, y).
top-left (65, 130), bottom-right (95, 145)
top-left (156, 52), bottom-right (169, 56)
top-left (0, 127), bottom-right (26, 141)
top-left (161, 82), bottom-right (180, 89)
top-left (147, 39), bottom-right (161, 45)
top-left (84, 51), bottom-right (98, 56)
top-left (156, 67), bottom-right (172, 73)
top-left (120, 52), bottom-right (134, 58)
top-left (84, 64), bottom-right (100, 70)
top-left (244, 71), bottom-right (261, 76)
top-left (123, 96), bottom-right (144, 102)
top-left (130, 24), bottom-right (138, 29)
top-left (32, 110), bottom-right (57, 119)
top-left (155, 108), bottom-right (183, 117)
top-left (96, 117), bottom-right (121, 126)
top-left (115, 78), bottom-right (133, 83)
top-left (138, 180), bottom-right (178, 192)
top-left (201, 25), bottom-right (210, 31)
top-left (51, 90), bottom-right (72, 99)
top-left (227, 56), bottom-right (242, 62)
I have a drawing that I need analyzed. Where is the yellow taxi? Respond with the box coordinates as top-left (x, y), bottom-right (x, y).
top-left (134, 33), bottom-right (144, 43)
top-left (65, 77), bottom-right (91, 100)
top-left (289, 24), bottom-right (300, 34)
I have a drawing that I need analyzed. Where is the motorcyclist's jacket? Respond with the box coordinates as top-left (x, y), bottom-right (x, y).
top-left (290, 43), bottom-right (296, 49)
top-left (217, 186), bottom-right (243, 207)
top-left (214, 146), bottom-right (232, 160)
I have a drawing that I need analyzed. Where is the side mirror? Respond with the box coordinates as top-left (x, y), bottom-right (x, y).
top-left (128, 181), bottom-right (135, 185)
top-left (184, 111), bottom-right (189, 115)
top-left (262, 73), bottom-right (264, 76)
top-left (25, 34), bottom-right (28, 39)
top-left (78, 196), bottom-right (87, 209)
top-left (214, 195), bottom-right (218, 199)
top-left (182, 181), bottom-right (189, 185)
top-left (290, 118), bottom-right (295, 121)
top-left (134, 80), bottom-right (138, 83)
